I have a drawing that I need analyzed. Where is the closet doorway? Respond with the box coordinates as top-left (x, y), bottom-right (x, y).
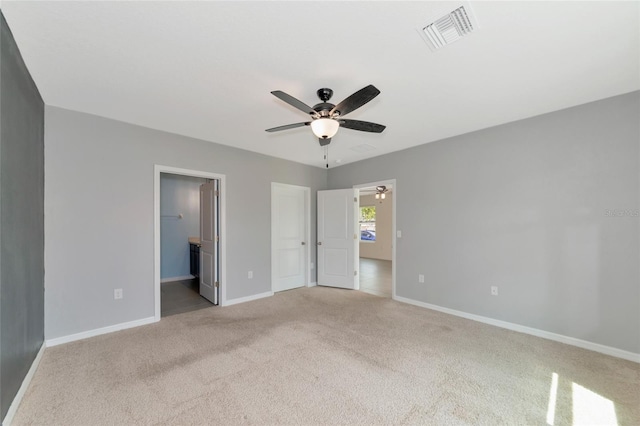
top-left (154, 165), bottom-right (226, 321)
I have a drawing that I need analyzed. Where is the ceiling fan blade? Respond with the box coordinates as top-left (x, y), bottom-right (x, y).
top-left (330, 85), bottom-right (380, 117)
top-left (339, 119), bottom-right (386, 133)
top-left (265, 122), bottom-right (310, 132)
top-left (319, 137), bottom-right (331, 147)
top-left (271, 91), bottom-right (317, 116)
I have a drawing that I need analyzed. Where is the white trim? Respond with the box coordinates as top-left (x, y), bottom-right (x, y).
top-left (308, 281), bottom-right (317, 287)
top-left (154, 165), bottom-right (227, 314)
top-left (45, 316), bottom-right (156, 347)
top-left (161, 275), bottom-right (194, 283)
top-left (354, 179), bottom-right (397, 299)
top-left (225, 291), bottom-right (273, 307)
top-left (394, 296), bottom-right (640, 364)
top-left (271, 183), bottom-right (311, 293)
top-left (3, 343), bottom-right (46, 426)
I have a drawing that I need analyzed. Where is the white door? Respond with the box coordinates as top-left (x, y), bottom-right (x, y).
top-left (200, 180), bottom-right (219, 304)
top-left (272, 184), bottom-right (308, 292)
top-left (317, 189), bottom-right (359, 289)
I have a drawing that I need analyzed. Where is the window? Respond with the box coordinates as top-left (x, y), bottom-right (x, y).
top-left (359, 206), bottom-right (376, 241)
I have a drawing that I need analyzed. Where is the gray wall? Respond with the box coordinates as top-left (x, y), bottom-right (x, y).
top-left (0, 13), bottom-right (45, 422)
top-left (44, 106), bottom-right (327, 340)
top-left (329, 91), bottom-right (640, 354)
top-left (160, 173), bottom-right (206, 280)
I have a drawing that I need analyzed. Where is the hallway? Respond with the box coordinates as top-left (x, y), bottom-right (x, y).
top-left (359, 258), bottom-right (392, 298)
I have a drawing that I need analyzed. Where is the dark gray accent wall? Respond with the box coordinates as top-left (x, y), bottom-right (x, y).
top-left (329, 91), bottom-right (640, 354)
top-left (0, 12), bottom-right (45, 422)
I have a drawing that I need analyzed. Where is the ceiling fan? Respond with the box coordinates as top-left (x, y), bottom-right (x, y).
top-left (266, 85), bottom-right (386, 147)
top-left (360, 185), bottom-right (390, 200)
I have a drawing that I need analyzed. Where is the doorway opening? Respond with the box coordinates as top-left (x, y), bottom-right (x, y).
top-left (159, 173), bottom-right (211, 317)
top-left (355, 180), bottom-right (396, 299)
top-left (154, 165), bottom-right (226, 321)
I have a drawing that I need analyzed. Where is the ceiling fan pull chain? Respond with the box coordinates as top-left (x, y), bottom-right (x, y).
top-left (325, 145), bottom-right (329, 169)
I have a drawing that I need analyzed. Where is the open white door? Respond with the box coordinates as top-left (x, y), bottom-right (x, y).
top-left (272, 184), bottom-right (308, 292)
top-left (317, 189), bottom-right (359, 289)
top-left (200, 180), bottom-right (219, 304)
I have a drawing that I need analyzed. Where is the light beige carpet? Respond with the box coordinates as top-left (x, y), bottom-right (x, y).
top-left (13, 287), bottom-right (639, 425)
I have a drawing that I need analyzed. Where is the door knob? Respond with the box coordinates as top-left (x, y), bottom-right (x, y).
top-left (301, 242), bottom-right (306, 245)
top-left (317, 242), bottom-right (322, 245)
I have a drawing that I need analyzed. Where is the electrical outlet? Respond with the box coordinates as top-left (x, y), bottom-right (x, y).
top-left (114, 288), bottom-right (123, 300)
top-left (248, 271), bottom-right (253, 279)
top-left (310, 262), bottom-right (314, 270)
top-left (491, 286), bottom-right (498, 296)
top-left (418, 274), bottom-right (425, 283)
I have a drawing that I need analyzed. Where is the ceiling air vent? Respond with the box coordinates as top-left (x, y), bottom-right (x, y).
top-left (418, 4), bottom-right (478, 51)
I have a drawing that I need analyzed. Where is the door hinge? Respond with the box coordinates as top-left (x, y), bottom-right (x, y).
top-left (354, 197), bottom-right (357, 202)
top-left (214, 190), bottom-right (219, 196)
top-left (354, 270), bottom-right (358, 276)
top-left (354, 234), bottom-right (357, 240)
top-left (215, 235), bottom-right (219, 242)
top-left (214, 281), bottom-right (219, 288)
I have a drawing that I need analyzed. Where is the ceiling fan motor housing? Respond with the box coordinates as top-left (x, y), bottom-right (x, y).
top-left (312, 102), bottom-right (335, 117)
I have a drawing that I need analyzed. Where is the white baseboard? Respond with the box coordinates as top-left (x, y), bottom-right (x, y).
top-left (308, 281), bottom-right (317, 287)
top-left (3, 342), bottom-right (46, 426)
top-left (224, 291), bottom-right (273, 307)
top-left (394, 296), bottom-right (640, 364)
top-left (45, 316), bottom-right (157, 347)
top-left (161, 275), bottom-right (194, 283)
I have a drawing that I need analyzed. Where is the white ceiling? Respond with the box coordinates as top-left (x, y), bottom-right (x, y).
top-left (2, 1), bottom-right (638, 168)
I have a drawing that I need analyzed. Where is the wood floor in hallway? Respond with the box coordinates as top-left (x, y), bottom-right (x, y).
top-left (359, 257), bottom-right (392, 298)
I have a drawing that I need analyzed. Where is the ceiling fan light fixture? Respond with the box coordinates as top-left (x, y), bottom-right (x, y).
top-left (375, 185), bottom-right (388, 201)
top-left (310, 118), bottom-right (339, 139)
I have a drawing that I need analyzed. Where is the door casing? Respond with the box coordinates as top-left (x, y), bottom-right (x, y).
top-left (154, 165), bottom-right (227, 321)
top-left (353, 179), bottom-right (397, 299)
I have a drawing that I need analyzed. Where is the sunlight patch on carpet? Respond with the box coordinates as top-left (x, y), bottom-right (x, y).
top-left (546, 372), bottom-right (559, 425)
top-left (572, 382), bottom-right (617, 426)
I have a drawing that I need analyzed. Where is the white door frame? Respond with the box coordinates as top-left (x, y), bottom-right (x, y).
top-left (271, 182), bottom-right (311, 292)
top-left (353, 179), bottom-right (397, 300)
top-left (154, 165), bottom-right (227, 321)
